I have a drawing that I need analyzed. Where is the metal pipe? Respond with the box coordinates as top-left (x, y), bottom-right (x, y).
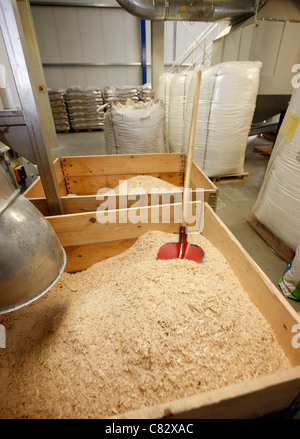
top-left (116, 0), bottom-right (267, 24)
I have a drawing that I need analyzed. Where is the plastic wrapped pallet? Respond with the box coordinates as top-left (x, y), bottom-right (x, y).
top-left (168, 71), bottom-right (194, 153)
top-left (137, 83), bottom-right (154, 102)
top-left (103, 85), bottom-right (139, 105)
top-left (48, 88), bottom-right (70, 133)
top-left (250, 85), bottom-right (300, 255)
top-left (65, 86), bottom-right (105, 131)
top-left (182, 61), bottom-right (262, 177)
top-left (104, 99), bottom-right (167, 155)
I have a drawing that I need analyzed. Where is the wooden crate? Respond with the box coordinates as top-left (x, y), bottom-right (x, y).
top-left (44, 202), bottom-right (300, 418)
top-left (24, 153), bottom-right (218, 216)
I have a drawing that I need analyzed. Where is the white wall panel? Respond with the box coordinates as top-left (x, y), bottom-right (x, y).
top-left (124, 67), bottom-right (142, 85)
top-left (122, 12), bottom-right (141, 63)
top-left (62, 66), bottom-right (87, 87)
top-left (100, 10), bottom-right (127, 64)
top-left (77, 9), bottom-right (105, 63)
top-left (31, 6), bottom-right (61, 63)
top-left (105, 65), bottom-right (127, 85)
top-left (85, 67), bottom-right (108, 88)
top-left (53, 7), bottom-right (84, 63)
top-left (44, 67), bottom-right (66, 89)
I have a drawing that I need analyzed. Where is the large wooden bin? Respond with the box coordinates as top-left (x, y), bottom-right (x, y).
top-left (24, 153), bottom-right (218, 217)
top-left (46, 201), bottom-right (300, 418)
top-left (23, 155), bottom-right (300, 418)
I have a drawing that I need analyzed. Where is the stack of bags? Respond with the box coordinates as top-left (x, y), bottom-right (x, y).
top-left (137, 83), bottom-right (154, 102)
top-left (65, 86), bottom-right (105, 131)
top-left (48, 88), bottom-right (70, 133)
top-left (103, 85), bottom-right (139, 105)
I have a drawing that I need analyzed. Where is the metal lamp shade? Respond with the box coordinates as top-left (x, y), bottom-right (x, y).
top-left (0, 168), bottom-right (66, 314)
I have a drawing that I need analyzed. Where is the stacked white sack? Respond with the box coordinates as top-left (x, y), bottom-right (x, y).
top-left (251, 85), bottom-right (300, 252)
top-left (168, 71), bottom-right (194, 153)
top-left (157, 72), bottom-right (174, 152)
top-left (183, 61), bottom-right (262, 177)
top-left (104, 99), bottom-right (167, 155)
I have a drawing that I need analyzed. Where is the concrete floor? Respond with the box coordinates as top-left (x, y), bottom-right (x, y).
top-left (52, 131), bottom-right (300, 316)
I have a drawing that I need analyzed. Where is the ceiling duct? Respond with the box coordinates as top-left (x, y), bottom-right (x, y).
top-left (116, 0), bottom-right (267, 24)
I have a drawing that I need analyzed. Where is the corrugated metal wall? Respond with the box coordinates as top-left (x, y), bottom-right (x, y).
top-left (30, 0), bottom-right (222, 90)
top-left (31, 3), bottom-right (143, 89)
top-left (0, 0), bottom-right (224, 101)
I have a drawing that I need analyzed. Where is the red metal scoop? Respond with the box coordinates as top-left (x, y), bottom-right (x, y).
top-left (157, 226), bottom-right (204, 263)
top-left (157, 71), bottom-right (205, 264)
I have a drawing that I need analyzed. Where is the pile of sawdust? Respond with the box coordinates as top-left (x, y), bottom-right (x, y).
top-left (0, 231), bottom-right (291, 419)
top-left (106, 175), bottom-right (181, 194)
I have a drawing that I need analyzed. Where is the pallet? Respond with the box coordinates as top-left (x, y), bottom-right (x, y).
top-left (253, 145), bottom-right (273, 157)
top-left (73, 127), bottom-right (104, 133)
top-left (56, 130), bottom-right (70, 134)
top-left (248, 213), bottom-right (295, 263)
top-left (210, 171), bottom-right (249, 183)
top-left (262, 132), bottom-right (276, 142)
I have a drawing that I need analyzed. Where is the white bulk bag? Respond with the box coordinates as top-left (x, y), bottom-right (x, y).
top-left (168, 71), bottom-right (194, 153)
top-left (157, 72), bottom-right (173, 110)
top-left (183, 61), bottom-right (262, 177)
top-left (104, 99), bottom-right (167, 155)
top-left (251, 85), bottom-right (300, 252)
top-left (157, 72), bottom-right (174, 152)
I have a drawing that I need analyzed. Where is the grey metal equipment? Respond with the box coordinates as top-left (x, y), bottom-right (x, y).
top-left (0, 0), bottom-right (63, 215)
top-left (115, 0), bottom-right (266, 23)
top-left (0, 166), bottom-right (66, 314)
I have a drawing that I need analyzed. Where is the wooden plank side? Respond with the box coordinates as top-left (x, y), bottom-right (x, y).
top-left (190, 161), bottom-right (217, 191)
top-left (24, 158), bottom-right (67, 198)
top-left (202, 204), bottom-right (300, 365)
top-left (64, 239), bottom-right (136, 272)
top-left (47, 205), bottom-right (184, 247)
top-left (61, 153), bottom-right (185, 177)
top-left (65, 172), bottom-right (184, 195)
top-left (23, 175), bottom-right (44, 198)
top-left (27, 198), bottom-right (50, 216)
top-left (28, 190), bottom-right (210, 215)
top-left (62, 191), bottom-right (184, 214)
top-left (54, 158), bottom-right (67, 196)
top-left (118, 366), bottom-right (300, 419)
top-left (190, 161), bottom-right (218, 205)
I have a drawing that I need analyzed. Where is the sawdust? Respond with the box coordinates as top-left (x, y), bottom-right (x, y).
top-left (0, 231), bottom-right (292, 419)
top-left (106, 175), bottom-right (181, 194)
